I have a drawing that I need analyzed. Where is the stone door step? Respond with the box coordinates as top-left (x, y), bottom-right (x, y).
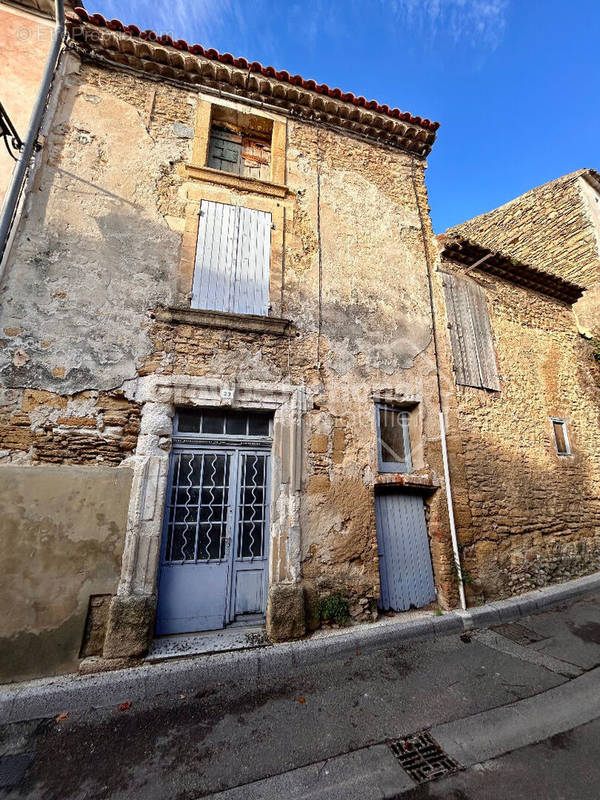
top-left (145, 625), bottom-right (271, 662)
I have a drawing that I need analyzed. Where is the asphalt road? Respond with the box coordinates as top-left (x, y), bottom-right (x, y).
top-left (2, 594), bottom-right (600, 799)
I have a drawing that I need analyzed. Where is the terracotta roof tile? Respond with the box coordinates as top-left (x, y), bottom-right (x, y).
top-left (71, 7), bottom-right (439, 134)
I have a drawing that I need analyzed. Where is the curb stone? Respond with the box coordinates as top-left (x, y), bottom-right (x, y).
top-left (1, 571), bottom-right (599, 725)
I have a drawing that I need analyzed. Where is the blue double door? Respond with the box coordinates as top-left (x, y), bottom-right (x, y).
top-left (156, 443), bottom-right (271, 635)
top-left (375, 491), bottom-right (436, 611)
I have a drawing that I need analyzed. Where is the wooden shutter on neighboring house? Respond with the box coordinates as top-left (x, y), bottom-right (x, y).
top-left (192, 200), bottom-right (272, 316)
top-left (442, 271), bottom-right (501, 391)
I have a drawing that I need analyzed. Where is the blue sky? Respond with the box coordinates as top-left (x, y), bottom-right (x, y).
top-left (91, 0), bottom-right (599, 232)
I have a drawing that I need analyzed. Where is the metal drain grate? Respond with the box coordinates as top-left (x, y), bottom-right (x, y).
top-left (388, 731), bottom-right (460, 783)
top-left (492, 622), bottom-right (546, 646)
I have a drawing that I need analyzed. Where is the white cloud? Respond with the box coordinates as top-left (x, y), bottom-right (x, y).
top-left (386, 0), bottom-right (509, 49)
top-left (93, 0), bottom-right (240, 44)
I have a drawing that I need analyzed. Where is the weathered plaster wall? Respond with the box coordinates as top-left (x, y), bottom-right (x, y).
top-left (0, 465), bottom-right (132, 682)
top-left (437, 263), bottom-right (600, 602)
top-left (0, 56), bottom-right (191, 394)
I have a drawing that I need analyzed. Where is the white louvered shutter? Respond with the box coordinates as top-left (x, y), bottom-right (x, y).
top-left (192, 200), bottom-right (271, 316)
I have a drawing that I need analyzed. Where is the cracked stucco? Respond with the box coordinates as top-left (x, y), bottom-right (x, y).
top-left (0, 60), bottom-right (195, 394)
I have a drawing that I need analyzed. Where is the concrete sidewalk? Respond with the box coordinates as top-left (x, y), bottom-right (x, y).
top-left (1, 571), bottom-right (600, 725)
top-left (203, 666), bottom-right (600, 799)
top-left (3, 583), bottom-right (600, 798)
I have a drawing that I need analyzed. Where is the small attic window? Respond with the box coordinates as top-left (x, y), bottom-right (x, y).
top-left (207, 106), bottom-right (272, 181)
top-left (551, 419), bottom-right (571, 456)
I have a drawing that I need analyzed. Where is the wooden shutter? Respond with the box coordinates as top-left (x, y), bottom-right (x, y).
top-left (192, 200), bottom-right (272, 316)
top-left (207, 126), bottom-right (242, 174)
top-left (442, 271), bottom-right (501, 391)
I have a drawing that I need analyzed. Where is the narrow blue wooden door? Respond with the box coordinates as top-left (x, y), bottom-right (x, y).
top-left (230, 452), bottom-right (270, 619)
top-left (375, 492), bottom-right (436, 611)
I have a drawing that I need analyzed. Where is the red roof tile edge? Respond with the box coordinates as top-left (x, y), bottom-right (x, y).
top-left (72, 7), bottom-right (440, 133)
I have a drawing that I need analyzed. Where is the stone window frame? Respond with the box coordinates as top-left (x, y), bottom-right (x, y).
top-left (105, 374), bottom-right (305, 652)
top-left (550, 417), bottom-right (572, 457)
top-left (189, 96), bottom-right (287, 188)
top-left (371, 394), bottom-right (426, 476)
top-left (177, 96), bottom-right (290, 318)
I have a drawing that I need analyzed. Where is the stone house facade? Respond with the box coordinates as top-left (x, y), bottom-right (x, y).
top-left (0, 6), bottom-right (598, 683)
top-left (0, 7), bottom-right (458, 680)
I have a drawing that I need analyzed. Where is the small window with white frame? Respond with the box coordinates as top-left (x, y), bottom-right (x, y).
top-left (551, 418), bottom-right (571, 456)
top-left (376, 403), bottom-right (412, 473)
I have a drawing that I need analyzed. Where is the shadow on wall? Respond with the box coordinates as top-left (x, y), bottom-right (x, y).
top-left (0, 63), bottom-right (183, 396)
top-left (0, 465), bottom-right (132, 683)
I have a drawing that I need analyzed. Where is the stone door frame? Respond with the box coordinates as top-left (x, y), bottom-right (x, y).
top-left (102, 374), bottom-right (306, 659)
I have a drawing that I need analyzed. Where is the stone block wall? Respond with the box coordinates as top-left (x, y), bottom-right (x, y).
top-left (448, 171), bottom-right (600, 289)
top-left (0, 388), bottom-right (140, 464)
top-left (437, 260), bottom-right (600, 602)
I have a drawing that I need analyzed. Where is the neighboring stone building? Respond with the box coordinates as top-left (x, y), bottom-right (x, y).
top-left (447, 169), bottom-right (600, 336)
top-left (0, 7), bottom-right (458, 681)
top-left (435, 236), bottom-right (600, 602)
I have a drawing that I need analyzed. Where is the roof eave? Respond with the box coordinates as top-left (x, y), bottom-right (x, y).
top-left (439, 236), bottom-right (584, 305)
top-left (66, 12), bottom-right (438, 157)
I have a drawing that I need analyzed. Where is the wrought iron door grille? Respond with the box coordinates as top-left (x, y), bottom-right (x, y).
top-left (388, 731), bottom-right (460, 783)
top-left (165, 452), bottom-right (231, 563)
top-left (237, 453), bottom-right (268, 560)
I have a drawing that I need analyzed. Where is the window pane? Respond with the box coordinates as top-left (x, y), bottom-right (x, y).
top-left (248, 414), bottom-right (270, 436)
top-left (553, 421), bottom-right (568, 454)
top-left (201, 410), bottom-right (226, 435)
top-left (177, 410), bottom-right (201, 433)
top-left (208, 126), bottom-right (242, 174)
top-left (226, 414), bottom-right (247, 435)
top-left (379, 407), bottom-right (408, 464)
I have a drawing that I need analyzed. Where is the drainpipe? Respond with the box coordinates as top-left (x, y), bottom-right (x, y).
top-left (0, 0), bottom-right (65, 268)
top-left (410, 156), bottom-right (467, 610)
top-left (439, 410), bottom-right (467, 610)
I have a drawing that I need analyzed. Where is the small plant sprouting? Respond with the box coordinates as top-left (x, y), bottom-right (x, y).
top-left (317, 592), bottom-right (351, 626)
top-left (451, 559), bottom-right (475, 586)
